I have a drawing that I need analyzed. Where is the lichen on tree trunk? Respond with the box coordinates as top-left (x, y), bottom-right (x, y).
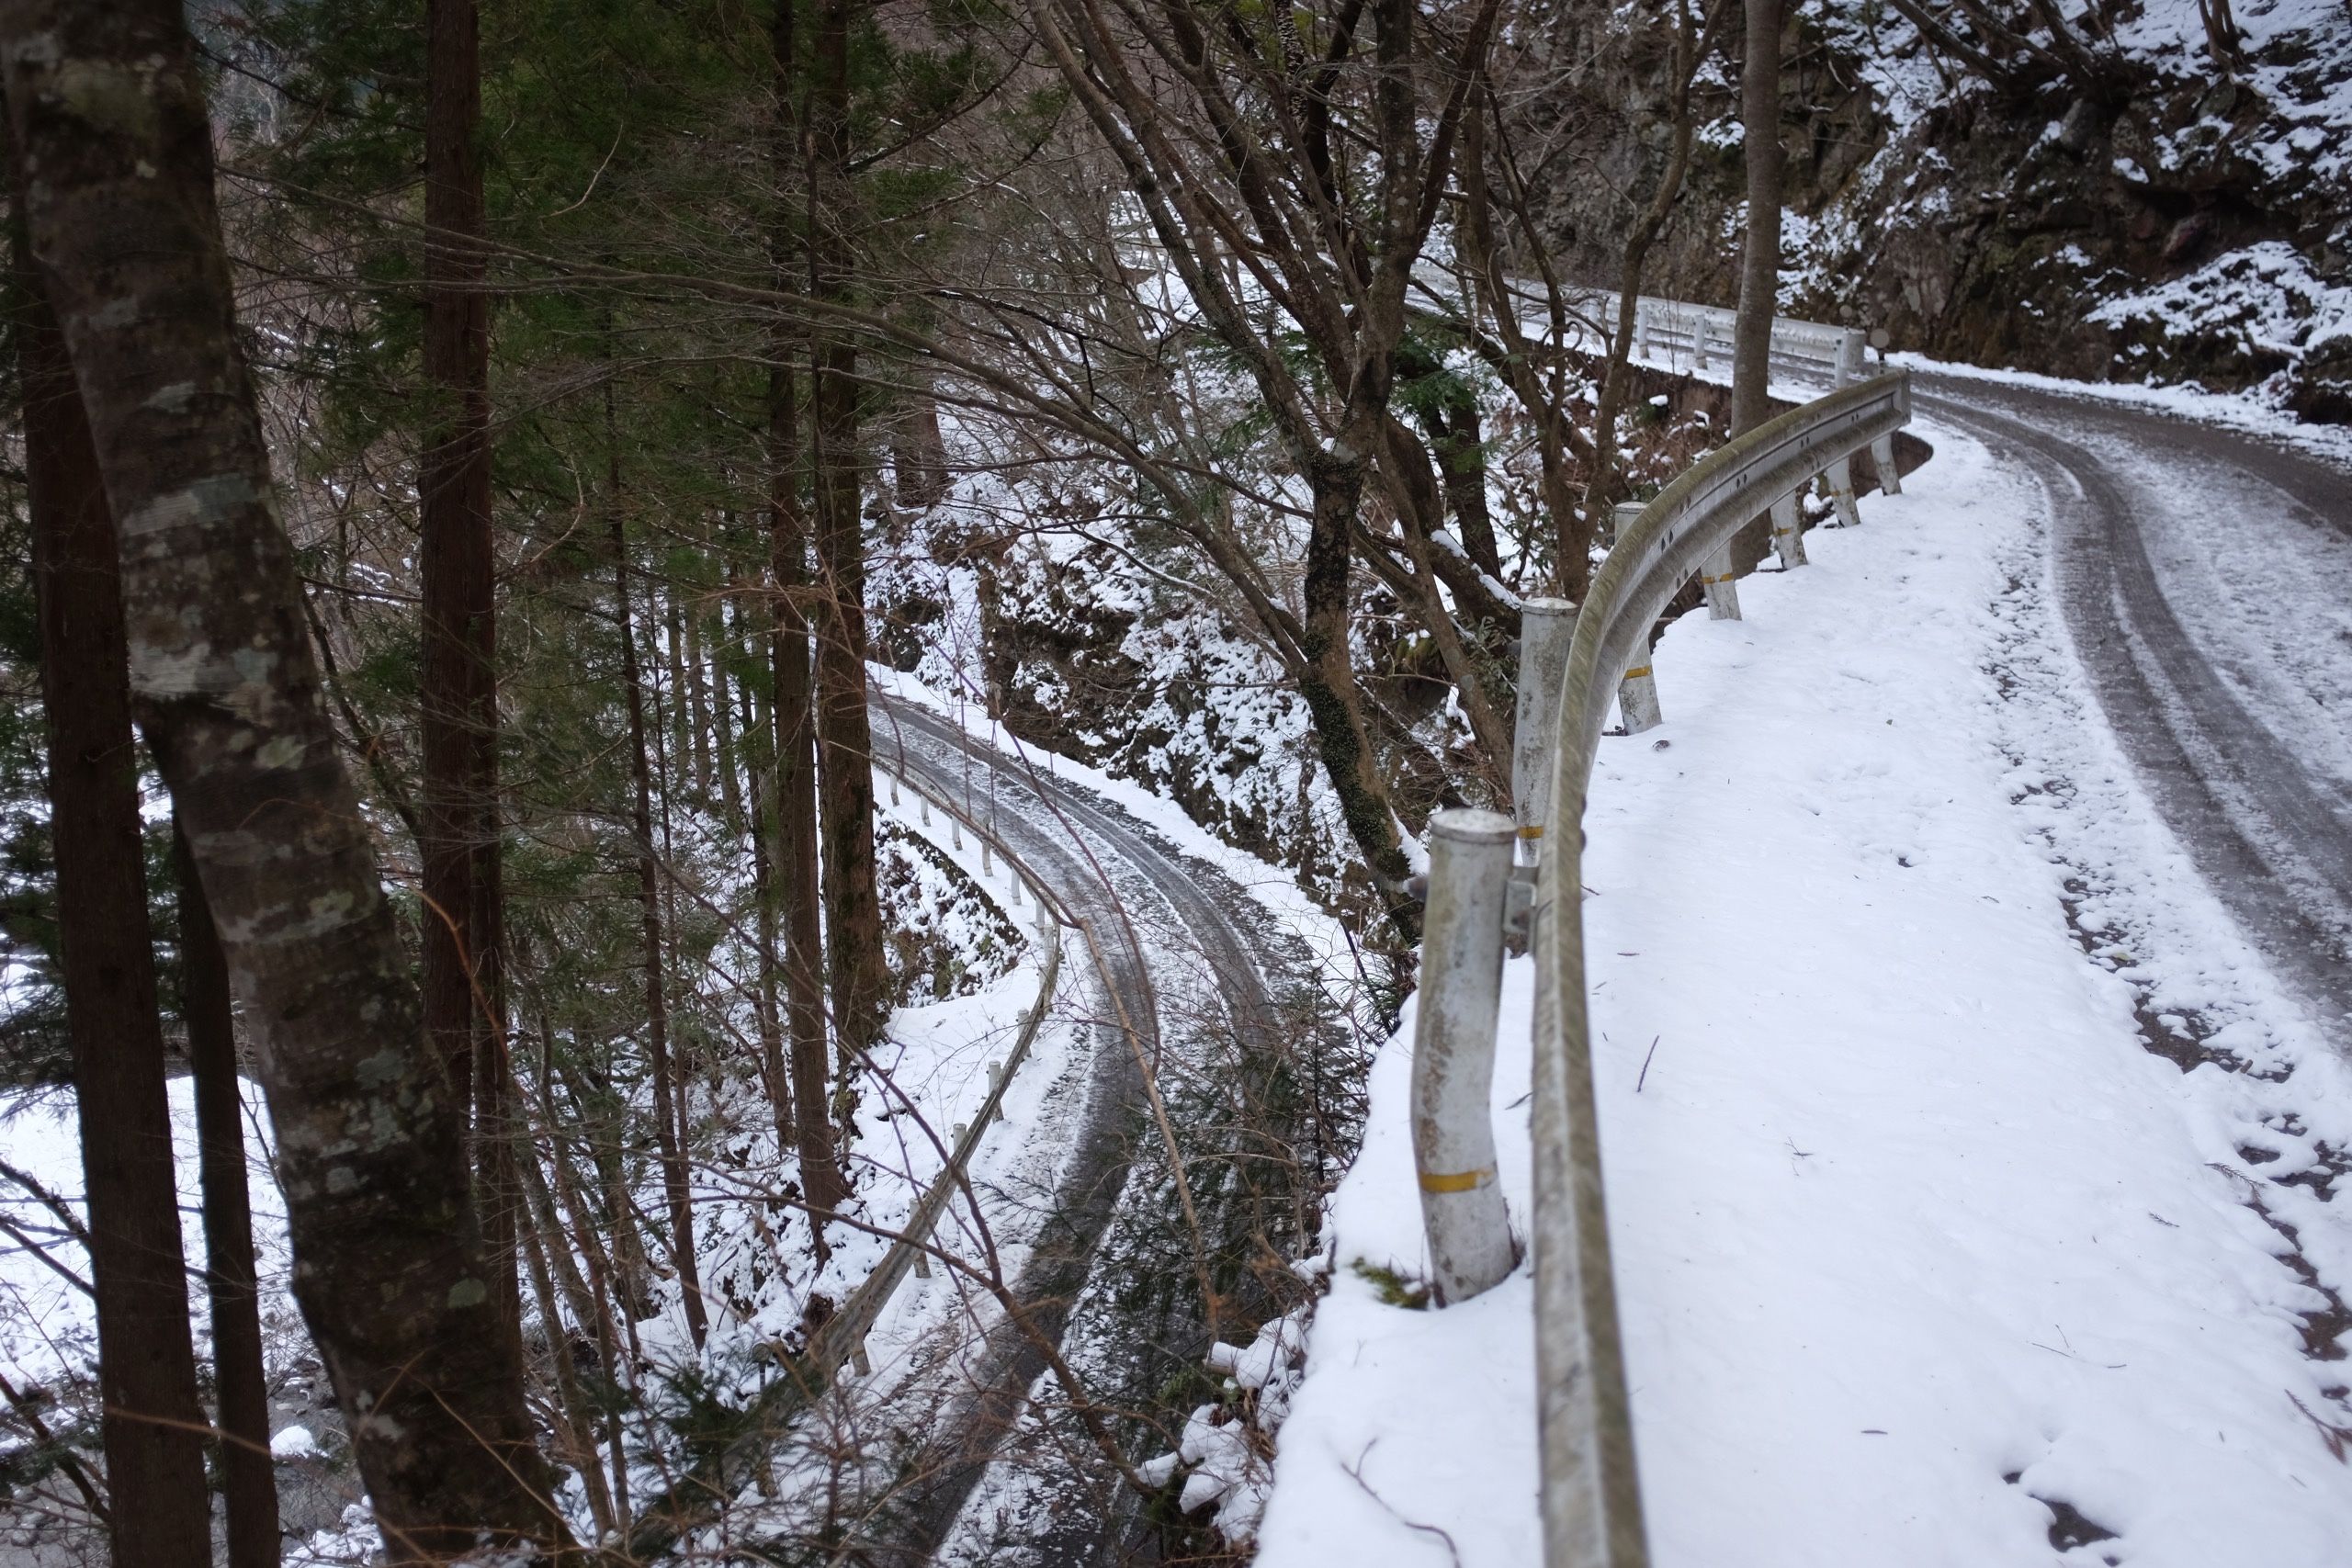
top-left (0, 3), bottom-right (562, 1553)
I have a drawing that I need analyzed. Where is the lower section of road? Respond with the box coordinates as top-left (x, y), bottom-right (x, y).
top-left (869, 688), bottom-right (1337, 1565)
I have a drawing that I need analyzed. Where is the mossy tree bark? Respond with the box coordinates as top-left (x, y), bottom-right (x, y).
top-left (0, 3), bottom-right (562, 1551)
top-left (14, 139), bottom-right (211, 1568)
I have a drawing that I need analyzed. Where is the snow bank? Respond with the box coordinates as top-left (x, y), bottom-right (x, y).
top-left (1254, 420), bottom-right (2352, 1564)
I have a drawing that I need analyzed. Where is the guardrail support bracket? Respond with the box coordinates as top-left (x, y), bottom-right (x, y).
top-left (1825, 456), bottom-right (1862, 527)
top-left (1504, 863), bottom-right (1537, 953)
top-left (1700, 545), bottom-right (1741, 621)
top-left (1618, 650), bottom-right (1663, 735)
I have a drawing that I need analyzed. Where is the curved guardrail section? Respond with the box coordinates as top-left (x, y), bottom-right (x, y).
top-left (621, 760), bottom-right (1067, 1562)
top-left (1526, 369), bottom-right (1912, 1567)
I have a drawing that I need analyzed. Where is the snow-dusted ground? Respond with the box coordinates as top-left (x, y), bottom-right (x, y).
top-left (872, 666), bottom-right (1355, 983)
top-left (1252, 412), bottom-right (2352, 1565)
top-left (0, 778), bottom-right (1066, 1561)
top-left (1795, 0), bottom-right (2352, 408)
top-left (0, 1078), bottom-right (291, 1396)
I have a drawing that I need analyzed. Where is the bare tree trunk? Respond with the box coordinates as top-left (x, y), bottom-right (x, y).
top-left (1426, 394), bottom-right (1500, 580)
top-left (175, 828), bottom-right (281, 1568)
top-left (1456, 73), bottom-right (1595, 600)
top-left (746, 680), bottom-right (794, 1154)
top-left (891, 378), bottom-right (950, 511)
top-left (15, 165), bottom-right (211, 1568)
top-left (553, 1054), bottom-right (654, 1335)
top-left (1584, 0), bottom-right (1722, 520)
top-left (609, 494), bottom-right (709, 1349)
top-left (808, 0), bottom-right (890, 1061)
top-left (773, 0), bottom-right (849, 1240)
top-left (419, 0), bottom-right (519, 1359)
top-left (1733, 0), bottom-right (1784, 437)
top-left (669, 592), bottom-right (702, 797)
top-left (710, 592), bottom-right (746, 829)
top-left (514, 1173), bottom-right (616, 1541)
top-left (1302, 439), bottom-right (1419, 934)
top-left (0, 5), bottom-right (561, 1551)
top-left (1377, 413), bottom-right (1514, 770)
top-left (682, 588), bottom-right (716, 799)
top-left (534, 1032), bottom-right (639, 1527)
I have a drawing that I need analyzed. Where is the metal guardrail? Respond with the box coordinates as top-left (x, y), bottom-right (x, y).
top-left (1560, 288), bottom-right (1870, 384)
top-left (622, 759), bottom-right (1065, 1561)
top-left (1531, 367), bottom-right (1911, 1568)
top-left (1408, 366), bottom-right (1914, 1568)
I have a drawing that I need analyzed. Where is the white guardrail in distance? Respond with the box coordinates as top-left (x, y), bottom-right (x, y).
top-left (622, 762), bottom-right (1064, 1562)
top-left (1410, 365), bottom-right (1914, 1568)
top-left (1563, 288), bottom-right (1870, 385)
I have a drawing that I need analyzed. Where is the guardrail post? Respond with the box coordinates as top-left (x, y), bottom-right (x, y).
top-left (1514, 598), bottom-right (1577, 865)
top-left (1690, 310), bottom-right (1711, 371)
top-left (989, 1061), bottom-right (1007, 1121)
top-left (1699, 545), bottom-right (1740, 621)
top-left (1824, 456), bottom-right (1862, 527)
top-left (1870, 433), bottom-right (1902, 495)
top-left (1618, 638), bottom-right (1662, 735)
top-left (1609, 501), bottom-right (1644, 550)
top-left (1770, 492), bottom-right (1806, 568)
top-left (1835, 329), bottom-right (1865, 386)
top-left (1411, 808), bottom-right (1519, 1305)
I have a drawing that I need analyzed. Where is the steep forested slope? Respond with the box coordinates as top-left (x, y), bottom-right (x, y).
top-left (1529, 0), bottom-right (2352, 418)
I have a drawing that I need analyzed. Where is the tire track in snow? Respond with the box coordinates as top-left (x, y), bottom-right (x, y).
top-left (876, 696), bottom-right (1293, 1563)
top-left (1914, 375), bottom-right (2352, 1034)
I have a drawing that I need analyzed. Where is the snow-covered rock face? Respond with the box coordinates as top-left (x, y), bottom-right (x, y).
top-left (1527, 0), bottom-right (2352, 421)
top-left (877, 820), bottom-right (1022, 1006)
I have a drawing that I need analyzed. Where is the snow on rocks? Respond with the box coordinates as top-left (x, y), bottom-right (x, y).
top-left (1140, 1301), bottom-right (1314, 1547)
top-left (1255, 415), bottom-right (2352, 1565)
top-left (270, 1424), bottom-right (321, 1461)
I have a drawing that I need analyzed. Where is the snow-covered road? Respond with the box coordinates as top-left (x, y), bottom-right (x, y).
top-left (1255, 391), bottom-right (2352, 1567)
top-left (1917, 370), bottom-right (2352, 1032)
top-left (866, 684), bottom-right (1344, 1564)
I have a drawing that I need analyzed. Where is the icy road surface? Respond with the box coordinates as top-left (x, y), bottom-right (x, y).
top-left (1917, 369), bottom-right (2352, 1033)
top-left (867, 683), bottom-right (1346, 1566)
